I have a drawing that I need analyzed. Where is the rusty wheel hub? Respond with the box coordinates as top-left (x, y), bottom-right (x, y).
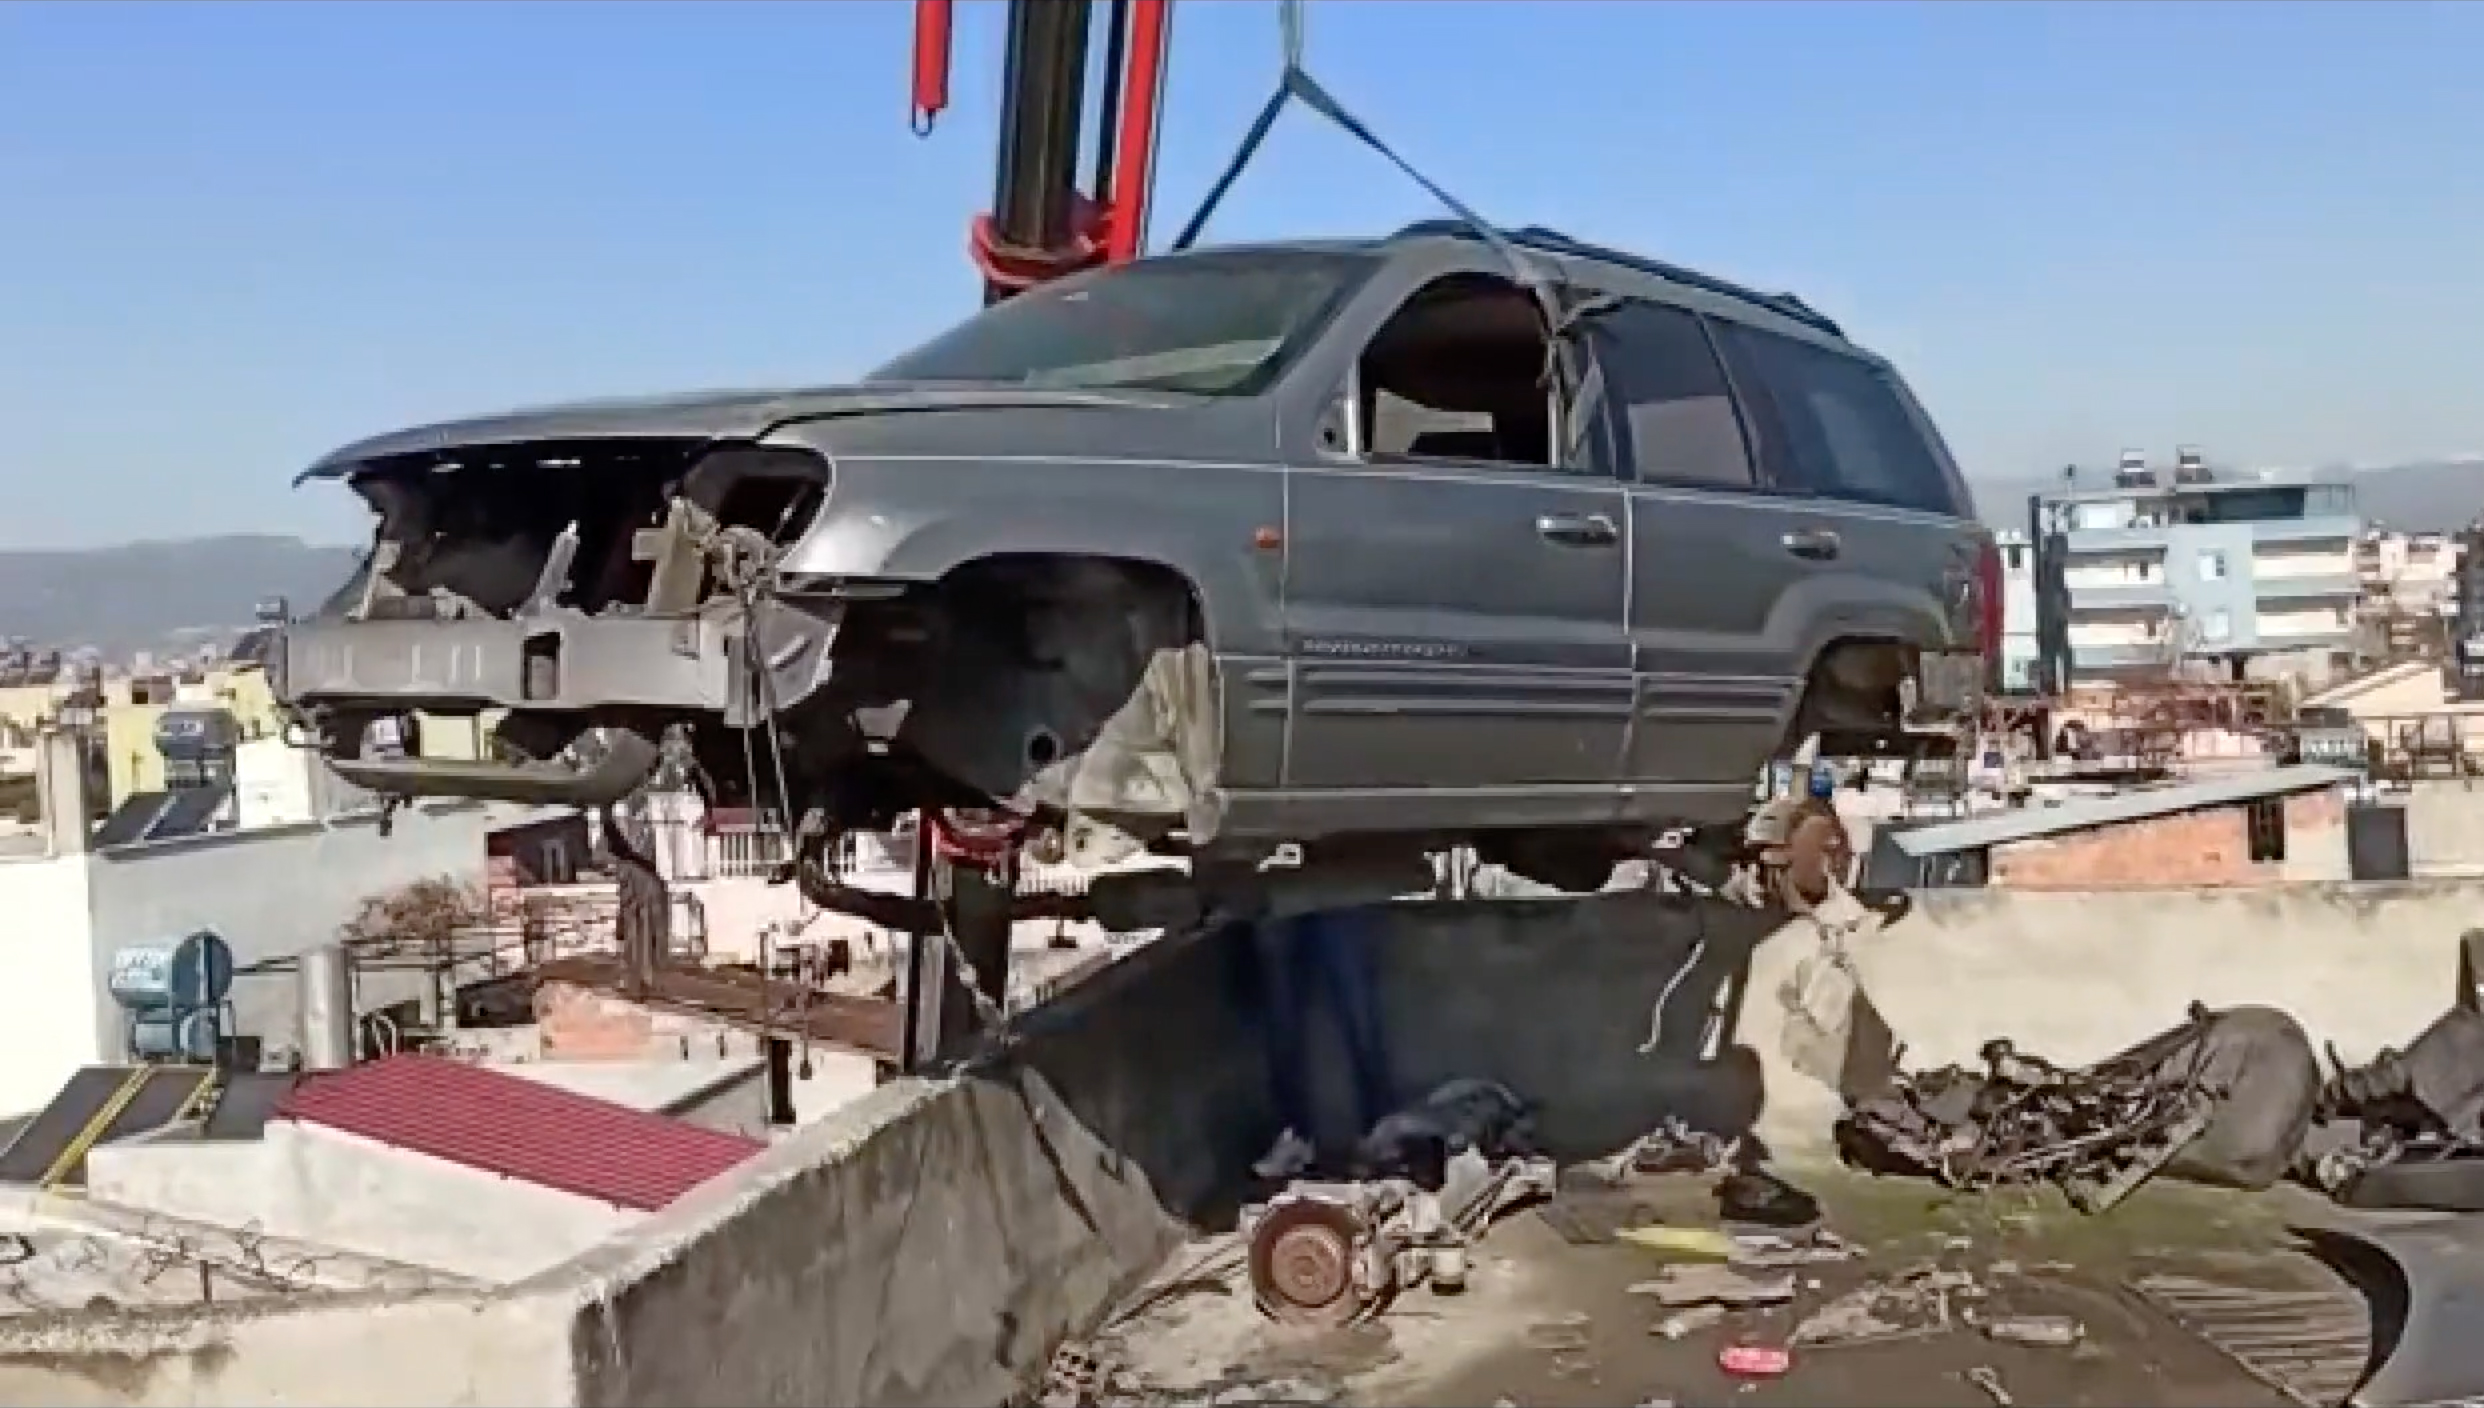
top-left (1248, 1199), bottom-right (1367, 1328)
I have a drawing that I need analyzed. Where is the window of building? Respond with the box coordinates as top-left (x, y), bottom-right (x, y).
top-left (1590, 301), bottom-right (1755, 488)
top-left (2200, 609), bottom-right (2232, 643)
top-left (2199, 549), bottom-right (2228, 581)
top-left (2004, 543), bottom-right (2027, 571)
top-left (2245, 798), bottom-right (2287, 862)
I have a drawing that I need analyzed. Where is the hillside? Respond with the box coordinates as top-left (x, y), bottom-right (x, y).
top-left (0, 534), bottom-right (362, 659)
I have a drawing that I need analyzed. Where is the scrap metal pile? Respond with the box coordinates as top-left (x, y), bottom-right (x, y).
top-left (1838, 1003), bottom-right (2321, 1213)
top-left (2312, 992), bottom-right (2484, 1210)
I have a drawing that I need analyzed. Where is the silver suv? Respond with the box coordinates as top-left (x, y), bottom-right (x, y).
top-left (275, 222), bottom-right (1997, 891)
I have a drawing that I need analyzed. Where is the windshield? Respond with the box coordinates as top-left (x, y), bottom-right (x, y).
top-left (868, 250), bottom-right (1375, 397)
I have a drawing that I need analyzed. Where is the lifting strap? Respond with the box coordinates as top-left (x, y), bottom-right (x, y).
top-left (1168, 3), bottom-right (1610, 466)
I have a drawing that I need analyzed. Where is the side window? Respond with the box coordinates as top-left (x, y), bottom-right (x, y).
top-left (1356, 273), bottom-right (1576, 474)
top-left (1590, 301), bottom-right (1755, 489)
top-left (1711, 321), bottom-right (1956, 514)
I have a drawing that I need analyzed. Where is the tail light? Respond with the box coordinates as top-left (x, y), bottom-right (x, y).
top-left (1974, 535), bottom-right (2005, 662)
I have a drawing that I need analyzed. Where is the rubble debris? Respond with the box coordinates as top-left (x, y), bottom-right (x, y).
top-left (1965, 1365), bottom-right (2015, 1406)
top-left (1593, 1116), bottom-right (1744, 1180)
top-left (1614, 1225), bottom-right (1738, 1260)
top-left (1630, 1263), bottom-right (1797, 1308)
top-left (1654, 1305), bottom-right (1726, 1339)
top-left (1791, 1262), bottom-right (1984, 1347)
top-left (1716, 1342), bottom-right (1793, 1378)
top-left (1355, 1077), bottom-right (1538, 1182)
top-left (1982, 1314), bottom-right (2083, 1347)
top-left (1243, 1146), bottom-right (1556, 1326)
top-left (1730, 1229), bottom-right (1859, 1269)
top-left (1548, 1352), bottom-right (1600, 1382)
top-left (1525, 1312), bottom-right (1593, 1353)
top-left (1837, 1004), bottom-right (2317, 1213)
top-left (1790, 1291), bottom-right (1916, 1348)
top-left (1716, 1169), bottom-right (1821, 1228)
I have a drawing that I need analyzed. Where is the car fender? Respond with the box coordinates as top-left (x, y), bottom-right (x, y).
top-left (781, 485), bottom-right (1285, 658)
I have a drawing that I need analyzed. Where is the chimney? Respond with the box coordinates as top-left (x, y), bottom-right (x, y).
top-left (35, 727), bottom-right (90, 856)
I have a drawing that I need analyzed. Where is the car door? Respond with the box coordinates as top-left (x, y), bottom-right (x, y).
top-left (1591, 298), bottom-right (1817, 793)
top-left (1706, 318), bottom-right (1986, 685)
top-left (1280, 280), bottom-right (1632, 802)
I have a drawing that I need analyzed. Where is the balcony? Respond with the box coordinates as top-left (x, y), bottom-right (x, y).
top-left (2243, 514), bottom-right (2361, 547)
top-left (2253, 622), bottom-right (2357, 652)
top-left (2062, 513), bottom-right (2360, 555)
top-left (2067, 640), bottom-right (2180, 670)
top-left (2062, 525), bottom-right (2174, 553)
top-left (2064, 581), bottom-right (2176, 611)
top-left (2250, 571), bottom-right (2363, 602)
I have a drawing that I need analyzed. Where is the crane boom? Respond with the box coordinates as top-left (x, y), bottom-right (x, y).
top-left (912, 0), bottom-right (1173, 305)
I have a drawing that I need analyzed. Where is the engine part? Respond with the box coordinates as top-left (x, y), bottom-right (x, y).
top-left (1245, 1184), bottom-right (1396, 1327)
top-left (1241, 1151), bottom-right (1555, 1325)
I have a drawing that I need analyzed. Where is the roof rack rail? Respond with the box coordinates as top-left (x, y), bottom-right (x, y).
top-left (1388, 219), bottom-right (1844, 339)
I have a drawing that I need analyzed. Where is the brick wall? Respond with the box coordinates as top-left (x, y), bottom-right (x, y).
top-left (1988, 789), bottom-right (2343, 890)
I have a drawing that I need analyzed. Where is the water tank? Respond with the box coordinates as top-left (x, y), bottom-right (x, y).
top-left (153, 707), bottom-right (241, 766)
top-left (108, 931), bottom-right (236, 1064)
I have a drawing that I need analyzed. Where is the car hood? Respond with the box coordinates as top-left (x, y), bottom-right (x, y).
top-left (293, 382), bottom-right (1180, 485)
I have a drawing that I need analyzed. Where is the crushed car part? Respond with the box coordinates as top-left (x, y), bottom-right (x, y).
top-left (1837, 1004), bottom-right (2317, 1213)
top-left (2313, 944), bottom-right (2484, 1210)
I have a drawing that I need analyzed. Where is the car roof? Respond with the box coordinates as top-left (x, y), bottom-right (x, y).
top-left (1381, 220), bottom-right (1848, 340)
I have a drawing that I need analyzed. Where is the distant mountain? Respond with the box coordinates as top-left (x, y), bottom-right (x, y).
top-left (0, 534), bottom-right (361, 660)
top-left (9, 458), bottom-right (2484, 659)
top-left (1970, 459), bottom-right (2484, 535)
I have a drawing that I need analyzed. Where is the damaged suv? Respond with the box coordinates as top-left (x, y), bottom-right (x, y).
top-left (274, 222), bottom-right (1996, 892)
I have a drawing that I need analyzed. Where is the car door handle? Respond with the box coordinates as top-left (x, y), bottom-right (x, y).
top-left (1781, 528), bottom-right (1842, 561)
top-left (1536, 513), bottom-right (1619, 547)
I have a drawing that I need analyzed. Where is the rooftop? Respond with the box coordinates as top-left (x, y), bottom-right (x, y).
top-left (2044, 465), bottom-right (2356, 505)
top-left (1889, 764), bottom-right (2355, 857)
top-left (275, 1052), bottom-right (766, 1212)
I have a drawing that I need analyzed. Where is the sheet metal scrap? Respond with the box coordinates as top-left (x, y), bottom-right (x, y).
top-left (2312, 1004), bottom-right (2484, 1204)
top-left (1838, 1028), bottom-right (2219, 1214)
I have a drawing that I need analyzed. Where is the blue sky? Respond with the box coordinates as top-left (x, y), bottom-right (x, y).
top-left (4, 0), bottom-right (2480, 548)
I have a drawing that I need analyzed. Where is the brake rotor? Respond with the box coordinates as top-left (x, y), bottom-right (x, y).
top-left (1247, 1198), bottom-right (1370, 1328)
top-left (1770, 799), bottom-right (1854, 910)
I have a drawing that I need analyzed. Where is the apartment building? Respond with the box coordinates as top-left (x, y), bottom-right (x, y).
top-left (2357, 527), bottom-right (2463, 640)
top-left (2039, 452), bottom-right (2361, 685)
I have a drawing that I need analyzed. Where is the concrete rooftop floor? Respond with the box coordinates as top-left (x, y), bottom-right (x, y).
top-left (1077, 1169), bottom-right (2372, 1408)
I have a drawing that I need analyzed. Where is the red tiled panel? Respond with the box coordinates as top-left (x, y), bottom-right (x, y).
top-left (273, 1053), bottom-right (765, 1212)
